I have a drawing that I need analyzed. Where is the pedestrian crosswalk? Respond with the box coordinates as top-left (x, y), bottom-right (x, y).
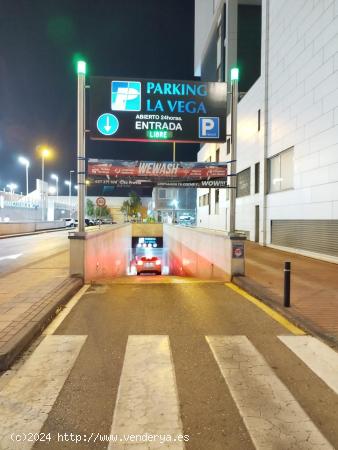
top-left (0, 333), bottom-right (337, 449)
top-left (207, 336), bottom-right (333, 450)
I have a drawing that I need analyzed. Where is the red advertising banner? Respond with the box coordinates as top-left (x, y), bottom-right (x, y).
top-left (88, 159), bottom-right (227, 180)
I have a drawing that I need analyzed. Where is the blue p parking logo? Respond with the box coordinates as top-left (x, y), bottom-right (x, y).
top-left (199, 117), bottom-right (219, 139)
top-left (111, 81), bottom-right (141, 112)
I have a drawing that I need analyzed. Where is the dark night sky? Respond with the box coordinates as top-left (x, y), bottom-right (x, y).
top-left (0, 0), bottom-right (198, 196)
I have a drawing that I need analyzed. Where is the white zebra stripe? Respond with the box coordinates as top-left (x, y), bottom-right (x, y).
top-left (278, 335), bottom-right (338, 396)
top-left (0, 335), bottom-right (86, 450)
top-left (207, 335), bottom-right (333, 450)
top-left (108, 335), bottom-right (184, 449)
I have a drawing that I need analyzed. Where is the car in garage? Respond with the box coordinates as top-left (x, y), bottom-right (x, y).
top-left (136, 256), bottom-right (162, 275)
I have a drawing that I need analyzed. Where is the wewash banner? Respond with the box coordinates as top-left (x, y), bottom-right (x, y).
top-left (88, 159), bottom-right (227, 180)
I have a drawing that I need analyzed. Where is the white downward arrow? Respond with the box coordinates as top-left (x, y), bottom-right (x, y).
top-left (104, 116), bottom-right (111, 132)
top-left (0, 253), bottom-right (22, 261)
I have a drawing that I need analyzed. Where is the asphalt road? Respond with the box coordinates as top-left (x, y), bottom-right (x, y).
top-left (0, 230), bottom-right (70, 276)
top-left (0, 277), bottom-right (334, 450)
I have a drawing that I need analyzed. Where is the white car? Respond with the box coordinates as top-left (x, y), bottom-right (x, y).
top-left (64, 218), bottom-right (75, 227)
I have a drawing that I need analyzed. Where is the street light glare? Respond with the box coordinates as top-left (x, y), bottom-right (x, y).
top-left (7, 183), bottom-right (18, 190)
top-left (42, 148), bottom-right (50, 157)
top-left (230, 67), bottom-right (239, 81)
top-left (64, 180), bottom-right (71, 186)
top-left (77, 60), bottom-right (86, 75)
top-left (18, 156), bottom-right (29, 167)
top-left (51, 174), bottom-right (58, 181)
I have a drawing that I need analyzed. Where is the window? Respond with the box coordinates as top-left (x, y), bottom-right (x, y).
top-left (158, 189), bottom-right (166, 199)
top-left (226, 138), bottom-right (231, 155)
top-left (268, 147), bottom-right (294, 193)
top-left (158, 189), bottom-right (173, 199)
top-left (255, 162), bottom-right (260, 194)
top-left (258, 109), bottom-right (261, 131)
top-left (216, 148), bottom-right (220, 162)
top-left (208, 189), bottom-right (211, 215)
top-left (199, 193), bottom-right (210, 207)
top-left (216, 24), bottom-right (222, 81)
top-left (215, 189), bottom-right (220, 214)
top-left (236, 168), bottom-right (251, 198)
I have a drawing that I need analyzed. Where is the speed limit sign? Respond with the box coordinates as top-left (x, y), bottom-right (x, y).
top-left (96, 197), bottom-right (106, 207)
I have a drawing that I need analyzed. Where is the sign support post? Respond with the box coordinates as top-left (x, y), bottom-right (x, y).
top-left (229, 67), bottom-right (239, 235)
top-left (77, 61), bottom-right (86, 233)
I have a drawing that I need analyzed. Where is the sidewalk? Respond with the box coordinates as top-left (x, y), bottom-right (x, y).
top-left (0, 252), bottom-right (82, 370)
top-left (234, 241), bottom-right (338, 345)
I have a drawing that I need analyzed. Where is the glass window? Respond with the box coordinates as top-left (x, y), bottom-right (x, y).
top-left (215, 189), bottom-right (220, 214)
top-left (255, 162), bottom-right (260, 194)
top-left (258, 109), bottom-right (261, 131)
top-left (236, 168), bottom-right (251, 198)
top-left (269, 147), bottom-right (294, 193)
top-left (158, 189), bottom-right (166, 199)
top-left (226, 138), bottom-right (231, 155)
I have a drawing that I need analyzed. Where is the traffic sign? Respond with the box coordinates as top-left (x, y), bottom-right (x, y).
top-left (96, 113), bottom-right (119, 136)
top-left (96, 197), bottom-right (106, 207)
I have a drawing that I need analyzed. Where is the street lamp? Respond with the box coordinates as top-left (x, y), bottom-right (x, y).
top-left (18, 156), bottom-right (30, 196)
top-left (6, 183), bottom-right (18, 201)
top-left (65, 169), bottom-right (74, 216)
top-left (40, 148), bottom-right (50, 221)
top-left (6, 183), bottom-right (18, 194)
top-left (50, 174), bottom-right (59, 203)
top-left (171, 199), bottom-right (179, 223)
top-left (229, 67), bottom-right (239, 235)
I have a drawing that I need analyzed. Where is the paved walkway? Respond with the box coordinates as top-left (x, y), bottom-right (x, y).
top-left (235, 241), bottom-right (338, 343)
top-left (0, 251), bottom-right (82, 370)
top-left (1, 280), bottom-right (338, 449)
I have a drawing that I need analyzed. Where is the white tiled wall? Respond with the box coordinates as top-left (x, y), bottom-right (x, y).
top-left (196, 0), bottom-right (338, 244)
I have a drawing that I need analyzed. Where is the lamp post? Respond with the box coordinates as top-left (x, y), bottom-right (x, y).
top-left (18, 157), bottom-right (30, 196)
top-left (171, 199), bottom-right (178, 223)
top-left (41, 148), bottom-right (50, 221)
top-left (77, 60), bottom-right (86, 233)
top-left (229, 67), bottom-right (239, 235)
top-left (65, 170), bottom-right (74, 217)
top-left (6, 183), bottom-right (18, 201)
top-left (50, 174), bottom-right (59, 203)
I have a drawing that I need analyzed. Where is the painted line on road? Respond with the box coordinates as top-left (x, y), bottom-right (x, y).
top-left (0, 335), bottom-right (87, 449)
top-left (278, 335), bottom-right (338, 395)
top-left (226, 282), bottom-right (305, 335)
top-left (207, 335), bottom-right (333, 450)
top-left (43, 284), bottom-right (90, 335)
top-left (109, 335), bottom-right (184, 449)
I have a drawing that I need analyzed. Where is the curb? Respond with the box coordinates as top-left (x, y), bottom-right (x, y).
top-left (233, 276), bottom-right (338, 349)
top-left (0, 277), bottom-right (83, 371)
top-left (0, 227), bottom-right (68, 240)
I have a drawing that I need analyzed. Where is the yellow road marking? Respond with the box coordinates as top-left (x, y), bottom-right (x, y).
top-left (226, 282), bottom-right (305, 335)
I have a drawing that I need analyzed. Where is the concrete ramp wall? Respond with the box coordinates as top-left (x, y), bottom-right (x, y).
top-left (163, 224), bottom-right (245, 281)
top-left (131, 223), bottom-right (163, 237)
top-left (69, 224), bottom-right (132, 282)
top-left (0, 221), bottom-right (66, 236)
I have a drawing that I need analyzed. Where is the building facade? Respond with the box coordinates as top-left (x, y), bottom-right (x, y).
top-left (195, 0), bottom-right (338, 261)
top-left (151, 188), bottom-right (197, 223)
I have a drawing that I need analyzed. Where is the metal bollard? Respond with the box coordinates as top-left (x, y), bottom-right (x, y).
top-left (284, 261), bottom-right (291, 307)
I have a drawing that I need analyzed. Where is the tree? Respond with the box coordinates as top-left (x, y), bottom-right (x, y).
top-left (128, 191), bottom-right (142, 216)
top-left (120, 192), bottom-right (142, 219)
top-left (86, 199), bottom-right (95, 217)
top-left (95, 205), bottom-right (111, 217)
